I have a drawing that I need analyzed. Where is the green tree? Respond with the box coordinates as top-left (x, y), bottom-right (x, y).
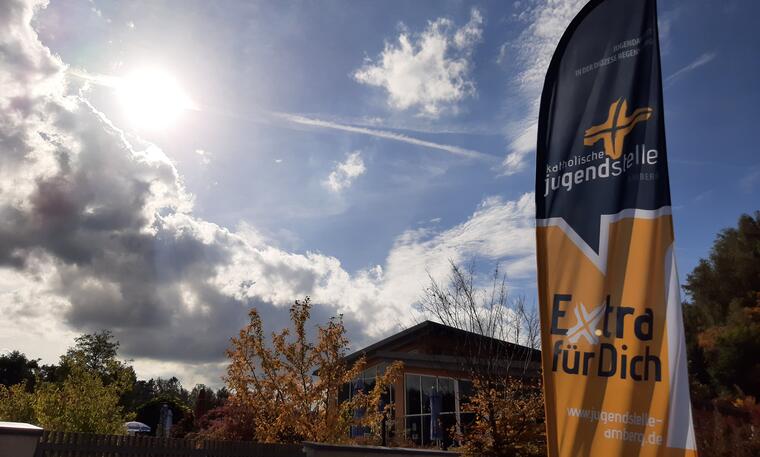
top-left (0, 383), bottom-right (36, 423)
top-left (0, 351), bottom-right (39, 390)
top-left (683, 211), bottom-right (760, 397)
top-left (64, 331), bottom-right (137, 389)
top-left (152, 376), bottom-right (191, 405)
top-left (33, 354), bottom-right (134, 434)
top-left (123, 378), bottom-right (157, 412)
top-left (0, 332), bottom-right (137, 432)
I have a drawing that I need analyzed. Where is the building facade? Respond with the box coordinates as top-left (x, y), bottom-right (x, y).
top-left (338, 321), bottom-right (541, 447)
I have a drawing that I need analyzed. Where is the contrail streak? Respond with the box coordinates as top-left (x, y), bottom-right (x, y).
top-left (271, 112), bottom-right (495, 161)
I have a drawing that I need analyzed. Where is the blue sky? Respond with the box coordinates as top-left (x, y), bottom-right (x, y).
top-left (0, 0), bottom-right (757, 386)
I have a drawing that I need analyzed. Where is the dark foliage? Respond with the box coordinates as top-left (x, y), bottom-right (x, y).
top-left (135, 397), bottom-right (193, 437)
top-left (0, 350), bottom-right (39, 391)
top-left (192, 402), bottom-right (258, 441)
top-left (683, 211), bottom-right (760, 398)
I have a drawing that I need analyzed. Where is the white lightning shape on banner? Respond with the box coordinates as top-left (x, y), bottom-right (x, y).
top-left (567, 303), bottom-right (606, 345)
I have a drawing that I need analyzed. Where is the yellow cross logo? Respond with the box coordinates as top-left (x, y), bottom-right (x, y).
top-left (584, 98), bottom-right (653, 159)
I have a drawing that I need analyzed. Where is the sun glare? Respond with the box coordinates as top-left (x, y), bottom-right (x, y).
top-left (116, 69), bottom-right (195, 130)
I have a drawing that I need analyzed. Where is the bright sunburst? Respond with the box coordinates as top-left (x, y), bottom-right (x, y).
top-left (116, 68), bottom-right (195, 130)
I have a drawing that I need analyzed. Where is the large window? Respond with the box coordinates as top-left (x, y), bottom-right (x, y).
top-left (404, 374), bottom-right (468, 447)
top-left (338, 364), bottom-right (395, 440)
top-left (339, 363), bottom-right (394, 405)
top-left (457, 379), bottom-right (476, 431)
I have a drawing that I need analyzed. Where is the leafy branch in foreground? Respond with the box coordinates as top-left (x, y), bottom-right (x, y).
top-left (225, 297), bottom-right (401, 444)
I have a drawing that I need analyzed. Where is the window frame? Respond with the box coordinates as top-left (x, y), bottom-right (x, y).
top-left (402, 372), bottom-right (470, 445)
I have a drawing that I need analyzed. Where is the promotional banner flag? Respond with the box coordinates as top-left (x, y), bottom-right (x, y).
top-left (535, 1), bottom-right (697, 456)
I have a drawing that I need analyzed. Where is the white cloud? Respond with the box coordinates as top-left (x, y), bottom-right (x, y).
top-left (195, 148), bottom-right (211, 165)
top-left (740, 166), bottom-right (760, 193)
top-left (324, 151), bottom-right (366, 192)
top-left (454, 9), bottom-right (484, 49)
top-left (500, 123), bottom-right (537, 176)
top-left (512, 1), bottom-right (586, 92)
top-left (665, 52), bottom-right (716, 85)
top-left (354, 9), bottom-right (483, 117)
top-left (496, 43), bottom-right (509, 65)
top-left (499, 0), bottom-right (587, 175)
top-left (378, 192), bottom-right (536, 309)
top-left (657, 7), bottom-right (683, 56)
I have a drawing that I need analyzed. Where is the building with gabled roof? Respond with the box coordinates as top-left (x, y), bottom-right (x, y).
top-left (338, 320), bottom-right (541, 447)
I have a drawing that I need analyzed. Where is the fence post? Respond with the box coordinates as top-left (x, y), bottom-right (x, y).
top-left (0, 422), bottom-right (43, 457)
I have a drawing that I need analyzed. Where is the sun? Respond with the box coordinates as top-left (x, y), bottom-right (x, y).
top-left (116, 68), bottom-right (195, 130)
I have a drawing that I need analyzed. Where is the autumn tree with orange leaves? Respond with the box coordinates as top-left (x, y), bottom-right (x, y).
top-left (225, 297), bottom-right (401, 444)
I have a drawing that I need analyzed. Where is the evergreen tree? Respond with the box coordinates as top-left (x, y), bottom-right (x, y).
top-left (0, 351), bottom-right (39, 390)
top-left (683, 211), bottom-right (760, 397)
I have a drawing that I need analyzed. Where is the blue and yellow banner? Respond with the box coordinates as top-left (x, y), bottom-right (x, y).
top-left (535, 0), bottom-right (697, 456)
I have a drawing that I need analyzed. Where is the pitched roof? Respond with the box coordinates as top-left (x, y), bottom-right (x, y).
top-left (343, 320), bottom-right (541, 368)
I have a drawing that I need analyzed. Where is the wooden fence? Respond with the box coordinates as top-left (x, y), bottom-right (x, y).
top-left (34, 430), bottom-right (305, 457)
